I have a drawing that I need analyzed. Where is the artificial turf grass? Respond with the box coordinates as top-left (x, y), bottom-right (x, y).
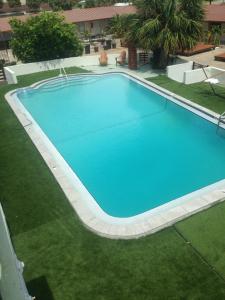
top-left (1, 69), bottom-right (225, 299)
top-left (13, 217), bottom-right (225, 300)
top-left (0, 66), bottom-right (90, 236)
top-left (147, 75), bottom-right (225, 114)
top-left (176, 201), bottom-right (225, 280)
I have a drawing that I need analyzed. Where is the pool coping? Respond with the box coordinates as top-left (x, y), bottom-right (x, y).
top-left (5, 71), bottom-right (225, 239)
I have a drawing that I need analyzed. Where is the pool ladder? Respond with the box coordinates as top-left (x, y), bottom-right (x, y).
top-left (59, 65), bottom-right (68, 79)
top-left (217, 111), bottom-right (225, 130)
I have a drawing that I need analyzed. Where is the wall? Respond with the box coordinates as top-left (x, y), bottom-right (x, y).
top-left (184, 68), bottom-right (209, 84)
top-left (167, 61), bottom-right (193, 83)
top-left (4, 54), bottom-right (119, 83)
top-left (4, 66), bottom-right (18, 84)
top-left (0, 204), bottom-right (32, 300)
top-left (3, 0), bottom-right (26, 3)
top-left (81, 20), bottom-right (109, 36)
top-left (167, 62), bottom-right (225, 85)
top-left (184, 67), bottom-right (225, 84)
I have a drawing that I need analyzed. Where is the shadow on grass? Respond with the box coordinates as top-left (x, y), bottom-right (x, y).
top-left (27, 276), bottom-right (55, 300)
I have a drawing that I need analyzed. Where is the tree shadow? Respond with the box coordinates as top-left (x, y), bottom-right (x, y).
top-left (27, 276), bottom-right (55, 300)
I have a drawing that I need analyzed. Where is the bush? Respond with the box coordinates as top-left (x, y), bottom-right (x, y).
top-left (7, 0), bottom-right (21, 7)
top-left (10, 12), bottom-right (83, 63)
top-left (48, 0), bottom-right (75, 11)
top-left (26, 0), bottom-right (42, 11)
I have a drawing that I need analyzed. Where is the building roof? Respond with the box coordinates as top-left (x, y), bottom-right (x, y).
top-left (0, 4), bottom-right (225, 34)
top-left (204, 4), bottom-right (225, 23)
top-left (64, 5), bottom-right (136, 23)
top-left (0, 5), bottom-right (136, 33)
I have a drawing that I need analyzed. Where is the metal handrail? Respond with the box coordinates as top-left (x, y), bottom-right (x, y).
top-left (217, 111), bottom-right (225, 128)
top-left (202, 66), bottom-right (217, 95)
top-left (59, 65), bottom-right (68, 79)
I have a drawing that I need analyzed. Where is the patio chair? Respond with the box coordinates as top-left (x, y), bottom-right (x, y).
top-left (116, 50), bottom-right (126, 66)
top-left (99, 52), bottom-right (108, 66)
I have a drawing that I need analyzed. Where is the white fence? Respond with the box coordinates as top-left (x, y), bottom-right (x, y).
top-left (0, 204), bottom-right (32, 300)
top-left (4, 54), bottom-right (119, 84)
top-left (4, 67), bottom-right (18, 84)
top-left (167, 62), bottom-right (225, 85)
top-left (184, 67), bottom-right (210, 84)
top-left (167, 61), bottom-right (193, 83)
top-left (184, 66), bottom-right (225, 84)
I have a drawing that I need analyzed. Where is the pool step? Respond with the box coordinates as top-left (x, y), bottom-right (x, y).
top-left (39, 76), bottom-right (101, 92)
top-left (0, 68), bottom-right (6, 82)
top-left (217, 111), bottom-right (225, 131)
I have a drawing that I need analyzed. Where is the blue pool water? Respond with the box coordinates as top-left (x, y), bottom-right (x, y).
top-left (17, 74), bottom-right (225, 217)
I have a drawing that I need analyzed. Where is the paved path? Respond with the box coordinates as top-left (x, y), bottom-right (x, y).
top-left (179, 47), bottom-right (225, 69)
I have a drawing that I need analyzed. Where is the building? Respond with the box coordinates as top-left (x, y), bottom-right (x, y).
top-left (0, 5), bottom-right (136, 49)
top-left (64, 5), bottom-right (136, 36)
top-left (204, 4), bottom-right (225, 44)
top-left (0, 4), bottom-right (225, 50)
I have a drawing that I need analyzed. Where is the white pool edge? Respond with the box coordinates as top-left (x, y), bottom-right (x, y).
top-left (5, 72), bottom-right (225, 239)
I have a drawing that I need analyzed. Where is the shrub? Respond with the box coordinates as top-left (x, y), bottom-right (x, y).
top-left (26, 0), bottom-right (42, 11)
top-left (48, 0), bottom-right (75, 11)
top-left (7, 0), bottom-right (21, 7)
top-left (10, 12), bottom-right (83, 63)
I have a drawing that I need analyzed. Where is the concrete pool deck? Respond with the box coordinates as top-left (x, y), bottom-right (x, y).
top-left (82, 63), bottom-right (163, 79)
top-left (5, 72), bottom-right (225, 239)
top-left (76, 54), bottom-right (163, 79)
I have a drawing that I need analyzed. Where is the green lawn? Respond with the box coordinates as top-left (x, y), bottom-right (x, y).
top-left (147, 75), bottom-right (225, 114)
top-left (1, 70), bottom-right (225, 300)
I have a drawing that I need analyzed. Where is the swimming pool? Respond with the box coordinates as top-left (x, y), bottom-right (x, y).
top-left (7, 73), bottom-right (225, 237)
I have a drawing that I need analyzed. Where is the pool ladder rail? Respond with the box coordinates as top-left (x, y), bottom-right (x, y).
top-left (59, 65), bottom-right (68, 79)
top-left (217, 111), bottom-right (225, 129)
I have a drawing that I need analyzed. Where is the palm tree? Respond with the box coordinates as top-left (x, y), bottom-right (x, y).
top-left (137, 0), bottom-right (204, 68)
top-left (108, 14), bottom-right (142, 70)
top-left (207, 25), bottom-right (225, 46)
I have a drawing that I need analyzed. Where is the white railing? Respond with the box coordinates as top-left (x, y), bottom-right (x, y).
top-left (59, 65), bottom-right (68, 78)
top-left (218, 111), bottom-right (225, 127)
top-left (0, 203), bottom-right (33, 300)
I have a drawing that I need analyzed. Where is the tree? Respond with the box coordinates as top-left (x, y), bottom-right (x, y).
top-left (48, 0), bottom-right (75, 11)
top-left (206, 25), bottom-right (224, 46)
top-left (26, 0), bottom-right (42, 11)
top-left (0, 0), bottom-right (4, 9)
top-left (137, 0), bottom-right (203, 68)
top-left (10, 12), bottom-right (83, 63)
top-left (84, 0), bottom-right (96, 7)
top-left (109, 14), bottom-right (141, 70)
top-left (109, 0), bottom-right (203, 69)
top-left (179, 0), bottom-right (204, 20)
top-left (7, 0), bottom-right (21, 7)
